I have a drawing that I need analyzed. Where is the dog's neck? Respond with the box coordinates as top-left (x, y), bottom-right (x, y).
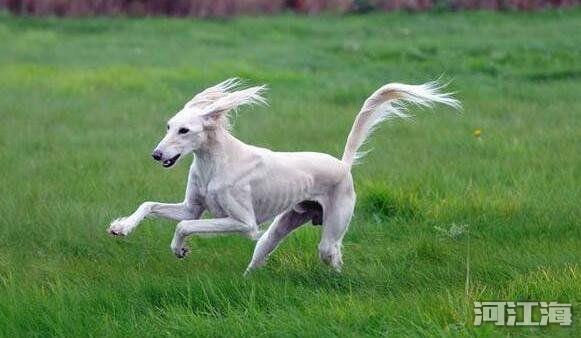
top-left (193, 127), bottom-right (244, 172)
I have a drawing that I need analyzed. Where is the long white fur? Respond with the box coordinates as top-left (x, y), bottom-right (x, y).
top-left (342, 82), bottom-right (461, 166)
top-left (185, 78), bottom-right (241, 108)
top-left (185, 78), bottom-right (267, 129)
top-left (108, 78), bottom-right (460, 275)
top-left (201, 84), bottom-right (267, 128)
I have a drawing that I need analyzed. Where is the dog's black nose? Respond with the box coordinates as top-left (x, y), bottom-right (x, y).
top-left (152, 150), bottom-right (163, 161)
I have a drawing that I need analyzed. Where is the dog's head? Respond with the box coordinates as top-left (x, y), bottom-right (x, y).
top-left (152, 78), bottom-right (266, 168)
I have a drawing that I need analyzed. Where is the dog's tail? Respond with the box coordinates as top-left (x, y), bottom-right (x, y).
top-left (341, 81), bottom-right (461, 167)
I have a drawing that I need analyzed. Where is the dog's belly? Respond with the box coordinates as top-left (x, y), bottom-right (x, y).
top-left (250, 174), bottom-right (319, 224)
top-left (248, 151), bottom-right (349, 224)
top-left (253, 196), bottom-right (303, 224)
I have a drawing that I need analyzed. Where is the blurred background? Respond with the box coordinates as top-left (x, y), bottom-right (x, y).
top-left (1, 0), bottom-right (578, 17)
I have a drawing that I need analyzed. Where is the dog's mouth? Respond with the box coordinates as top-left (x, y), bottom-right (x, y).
top-left (162, 154), bottom-right (181, 168)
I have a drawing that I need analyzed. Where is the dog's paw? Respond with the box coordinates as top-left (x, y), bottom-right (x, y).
top-left (243, 267), bottom-right (253, 277)
top-left (172, 246), bottom-right (190, 259)
top-left (244, 259), bottom-right (265, 277)
top-left (245, 255), bottom-right (267, 274)
top-left (108, 217), bottom-right (133, 236)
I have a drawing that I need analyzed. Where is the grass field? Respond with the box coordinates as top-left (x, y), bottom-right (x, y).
top-left (0, 9), bottom-right (580, 337)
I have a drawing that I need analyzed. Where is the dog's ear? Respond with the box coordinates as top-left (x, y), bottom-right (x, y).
top-left (186, 78), bottom-right (240, 109)
top-left (200, 107), bottom-right (228, 128)
top-left (200, 85), bottom-right (267, 128)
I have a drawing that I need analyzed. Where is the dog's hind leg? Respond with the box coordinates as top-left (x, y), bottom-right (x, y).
top-left (318, 180), bottom-right (356, 272)
top-left (245, 209), bottom-right (311, 275)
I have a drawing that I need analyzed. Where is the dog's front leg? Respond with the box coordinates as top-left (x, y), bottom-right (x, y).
top-left (108, 202), bottom-right (204, 236)
top-left (170, 217), bottom-right (257, 258)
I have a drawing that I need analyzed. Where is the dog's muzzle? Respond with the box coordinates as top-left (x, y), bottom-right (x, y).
top-left (161, 154), bottom-right (180, 168)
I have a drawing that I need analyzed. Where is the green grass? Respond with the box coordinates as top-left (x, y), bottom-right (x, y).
top-left (0, 9), bottom-right (580, 337)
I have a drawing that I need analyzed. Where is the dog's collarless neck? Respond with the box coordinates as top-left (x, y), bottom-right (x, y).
top-left (194, 129), bottom-right (245, 167)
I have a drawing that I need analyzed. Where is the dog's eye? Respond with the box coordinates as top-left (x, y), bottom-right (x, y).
top-left (178, 128), bottom-right (190, 134)
top-left (166, 125), bottom-right (170, 130)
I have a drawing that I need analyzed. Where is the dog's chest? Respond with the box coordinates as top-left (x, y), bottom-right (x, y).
top-left (203, 195), bottom-right (227, 218)
top-left (195, 183), bottom-right (228, 218)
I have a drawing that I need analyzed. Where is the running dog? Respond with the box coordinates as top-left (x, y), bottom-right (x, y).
top-left (108, 78), bottom-right (460, 274)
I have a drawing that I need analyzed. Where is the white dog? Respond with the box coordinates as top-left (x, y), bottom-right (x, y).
top-left (108, 78), bottom-right (460, 274)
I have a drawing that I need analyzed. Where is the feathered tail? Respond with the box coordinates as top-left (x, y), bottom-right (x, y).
top-left (341, 81), bottom-right (461, 167)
